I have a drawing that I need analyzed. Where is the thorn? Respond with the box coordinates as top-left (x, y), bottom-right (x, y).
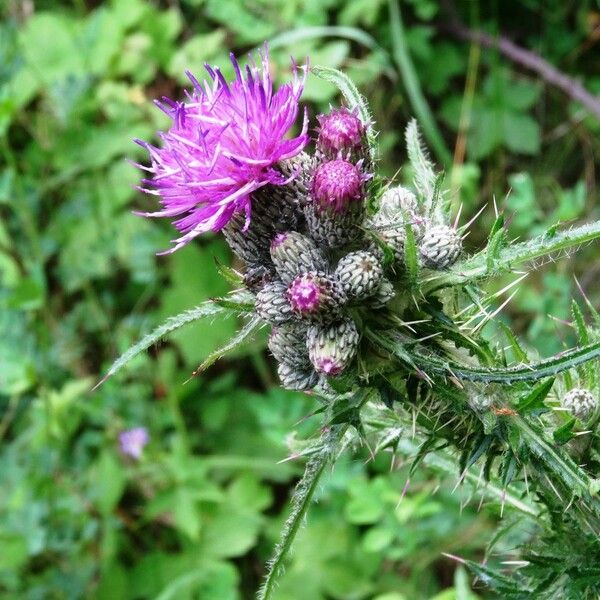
top-left (543, 473), bottom-right (562, 501)
top-left (277, 453), bottom-right (300, 464)
top-left (453, 202), bottom-right (463, 230)
top-left (477, 491), bottom-right (485, 513)
top-left (501, 560), bottom-right (530, 568)
top-left (441, 552), bottom-right (466, 565)
top-left (459, 203), bottom-right (487, 233)
top-left (396, 478), bottom-right (410, 508)
top-left (91, 373), bottom-right (110, 391)
top-left (452, 469), bottom-right (468, 494)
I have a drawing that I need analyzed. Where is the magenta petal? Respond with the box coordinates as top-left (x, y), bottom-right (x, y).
top-left (135, 46), bottom-right (308, 253)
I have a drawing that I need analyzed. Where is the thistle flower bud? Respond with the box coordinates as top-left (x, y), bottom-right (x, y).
top-left (370, 225), bottom-right (406, 265)
top-left (268, 323), bottom-right (310, 368)
top-left (255, 281), bottom-right (294, 325)
top-left (468, 392), bottom-right (494, 412)
top-left (278, 151), bottom-right (318, 207)
top-left (418, 225), bottom-right (462, 269)
top-left (312, 159), bottom-right (364, 214)
top-left (286, 272), bottom-right (345, 321)
top-left (316, 107), bottom-right (365, 158)
top-left (223, 211), bottom-right (271, 264)
top-left (373, 186), bottom-right (418, 226)
top-left (270, 232), bottom-right (327, 284)
top-left (334, 251), bottom-right (383, 300)
top-left (307, 318), bottom-right (360, 376)
top-left (367, 278), bottom-right (395, 308)
top-left (562, 388), bottom-right (598, 422)
top-left (304, 202), bottom-right (364, 249)
top-left (252, 190), bottom-right (300, 233)
top-left (277, 362), bottom-right (319, 391)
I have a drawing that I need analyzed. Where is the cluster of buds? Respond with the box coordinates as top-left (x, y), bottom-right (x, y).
top-left (223, 106), bottom-right (462, 391)
top-left (369, 186), bottom-right (463, 271)
top-left (136, 50), bottom-right (465, 393)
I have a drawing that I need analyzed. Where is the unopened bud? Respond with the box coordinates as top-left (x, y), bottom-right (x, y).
top-left (316, 107), bottom-right (365, 158)
top-left (562, 388), bottom-right (598, 422)
top-left (270, 231), bottom-right (327, 284)
top-left (255, 281), bottom-right (294, 325)
top-left (268, 323), bottom-right (310, 368)
top-left (334, 251), bottom-right (383, 300)
top-left (277, 362), bottom-right (319, 391)
top-left (418, 225), bottom-right (462, 269)
top-left (307, 318), bottom-right (360, 376)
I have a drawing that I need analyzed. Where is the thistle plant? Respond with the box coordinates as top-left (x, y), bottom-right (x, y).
top-left (99, 48), bottom-right (600, 599)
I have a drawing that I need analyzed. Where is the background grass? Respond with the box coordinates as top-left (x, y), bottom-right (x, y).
top-left (1, 0), bottom-right (599, 598)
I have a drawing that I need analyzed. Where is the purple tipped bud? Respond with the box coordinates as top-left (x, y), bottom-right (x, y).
top-left (287, 275), bottom-right (322, 313)
top-left (307, 318), bottom-right (360, 376)
top-left (317, 107), bottom-right (365, 157)
top-left (286, 272), bottom-right (345, 321)
top-left (312, 160), bottom-right (364, 213)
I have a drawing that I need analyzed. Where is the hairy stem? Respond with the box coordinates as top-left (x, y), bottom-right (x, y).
top-left (258, 443), bottom-right (330, 600)
top-left (258, 390), bottom-right (371, 600)
top-left (422, 220), bottom-right (600, 292)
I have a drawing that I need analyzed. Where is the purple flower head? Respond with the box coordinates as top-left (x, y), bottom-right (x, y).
top-left (135, 48), bottom-right (309, 253)
top-left (287, 274), bottom-right (322, 313)
top-left (119, 427), bottom-right (149, 459)
top-left (316, 107), bottom-right (365, 156)
top-left (312, 159), bottom-right (367, 213)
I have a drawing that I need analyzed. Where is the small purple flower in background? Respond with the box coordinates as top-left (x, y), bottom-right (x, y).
top-left (135, 48), bottom-right (308, 253)
top-left (119, 427), bottom-right (149, 459)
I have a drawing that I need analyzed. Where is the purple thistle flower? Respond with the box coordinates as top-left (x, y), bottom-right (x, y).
top-left (311, 159), bottom-right (367, 213)
top-left (316, 107), bottom-right (365, 156)
top-left (119, 427), bottom-right (149, 459)
top-left (134, 48), bottom-right (309, 254)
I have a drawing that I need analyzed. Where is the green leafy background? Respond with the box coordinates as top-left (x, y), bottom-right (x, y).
top-left (1, 0), bottom-right (598, 598)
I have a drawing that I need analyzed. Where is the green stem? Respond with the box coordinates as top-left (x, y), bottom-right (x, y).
top-left (422, 219), bottom-right (600, 293)
top-left (367, 327), bottom-right (600, 384)
top-left (513, 416), bottom-right (600, 534)
top-left (388, 0), bottom-right (452, 167)
top-left (258, 390), bottom-right (371, 600)
top-left (257, 440), bottom-right (332, 600)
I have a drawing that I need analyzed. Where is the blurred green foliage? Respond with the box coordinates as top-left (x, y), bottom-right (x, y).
top-left (1, 0), bottom-right (598, 597)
